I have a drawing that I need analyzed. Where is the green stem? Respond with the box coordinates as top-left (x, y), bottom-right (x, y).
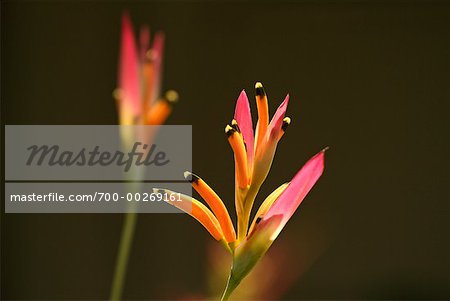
top-left (109, 212), bottom-right (137, 300)
top-left (236, 185), bottom-right (260, 242)
top-left (220, 272), bottom-right (239, 301)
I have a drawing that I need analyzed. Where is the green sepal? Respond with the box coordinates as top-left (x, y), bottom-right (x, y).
top-left (220, 215), bottom-right (282, 300)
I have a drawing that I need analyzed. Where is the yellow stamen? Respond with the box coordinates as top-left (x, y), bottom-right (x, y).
top-left (184, 171), bottom-right (236, 243)
top-left (226, 124), bottom-right (249, 188)
top-left (248, 183), bottom-right (289, 235)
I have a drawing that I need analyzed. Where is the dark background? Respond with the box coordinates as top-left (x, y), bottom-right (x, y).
top-left (2, 1), bottom-right (450, 300)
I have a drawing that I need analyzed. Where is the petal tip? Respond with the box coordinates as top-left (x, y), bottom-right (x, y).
top-left (238, 89), bottom-right (248, 99)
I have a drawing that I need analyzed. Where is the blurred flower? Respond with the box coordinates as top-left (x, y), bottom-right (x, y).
top-left (110, 13), bottom-right (177, 301)
top-left (115, 12), bottom-right (177, 126)
top-left (156, 83), bottom-right (326, 300)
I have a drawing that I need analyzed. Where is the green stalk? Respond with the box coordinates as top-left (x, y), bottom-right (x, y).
top-left (109, 211), bottom-right (137, 300)
top-left (220, 271), bottom-right (240, 301)
top-left (236, 184), bottom-right (260, 242)
top-left (110, 176), bottom-right (140, 300)
top-left (110, 129), bottom-right (143, 300)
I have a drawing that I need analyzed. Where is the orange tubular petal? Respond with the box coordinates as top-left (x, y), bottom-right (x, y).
top-left (142, 52), bottom-right (155, 111)
top-left (145, 90), bottom-right (178, 125)
top-left (155, 188), bottom-right (223, 241)
top-left (278, 117), bottom-right (291, 140)
top-left (225, 125), bottom-right (249, 188)
top-left (255, 82), bottom-right (269, 150)
top-left (146, 99), bottom-right (170, 124)
top-left (191, 202), bottom-right (224, 241)
top-left (184, 171), bottom-right (236, 243)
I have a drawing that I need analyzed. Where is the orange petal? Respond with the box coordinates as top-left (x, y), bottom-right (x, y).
top-left (184, 171), bottom-right (236, 243)
top-left (255, 82), bottom-right (269, 151)
top-left (155, 188), bottom-right (223, 241)
top-left (225, 124), bottom-right (249, 188)
top-left (142, 52), bottom-right (155, 113)
top-left (145, 90), bottom-right (178, 125)
top-left (278, 117), bottom-right (291, 140)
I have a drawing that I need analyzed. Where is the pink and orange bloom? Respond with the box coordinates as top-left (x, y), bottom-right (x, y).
top-left (115, 13), bottom-right (177, 126)
top-left (110, 13), bottom-right (178, 301)
top-left (157, 82), bottom-right (327, 300)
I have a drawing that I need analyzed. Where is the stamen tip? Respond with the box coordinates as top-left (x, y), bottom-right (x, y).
top-left (153, 188), bottom-right (166, 194)
top-left (255, 82), bottom-right (266, 96)
top-left (184, 171), bottom-right (200, 183)
top-left (282, 117), bottom-right (291, 132)
top-left (230, 119), bottom-right (240, 132)
top-left (225, 124), bottom-right (236, 137)
top-left (164, 90), bottom-right (179, 104)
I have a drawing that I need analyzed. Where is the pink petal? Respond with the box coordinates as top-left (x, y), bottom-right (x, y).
top-left (150, 31), bottom-right (165, 105)
top-left (267, 94), bottom-right (289, 140)
top-left (234, 90), bottom-right (255, 167)
top-left (118, 12), bottom-right (141, 116)
top-left (262, 149), bottom-right (325, 239)
top-left (139, 25), bottom-right (150, 61)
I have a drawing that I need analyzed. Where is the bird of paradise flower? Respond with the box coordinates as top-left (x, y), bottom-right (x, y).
top-left (157, 83), bottom-right (327, 300)
top-left (110, 13), bottom-right (178, 301)
top-left (115, 13), bottom-right (177, 127)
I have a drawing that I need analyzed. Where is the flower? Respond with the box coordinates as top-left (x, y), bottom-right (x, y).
top-left (156, 82), bottom-right (326, 300)
top-left (110, 13), bottom-right (178, 301)
top-left (115, 12), bottom-right (178, 126)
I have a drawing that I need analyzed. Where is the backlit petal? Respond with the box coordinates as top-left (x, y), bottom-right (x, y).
top-left (139, 25), bottom-right (150, 61)
top-left (155, 188), bottom-right (224, 241)
top-left (118, 12), bottom-right (141, 118)
top-left (262, 149), bottom-right (326, 240)
top-left (267, 94), bottom-right (289, 141)
top-left (150, 32), bottom-right (165, 105)
top-left (185, 171), bottom-right (236, 243)
top-left (228, 150), bottom-right (325, 294)
top-left (234, 90), bottom-right (254, 169)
